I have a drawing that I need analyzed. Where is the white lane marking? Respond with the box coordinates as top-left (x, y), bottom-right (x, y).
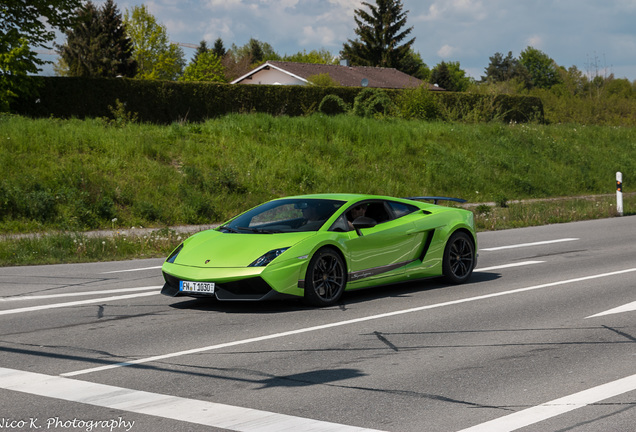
top-left (0, 367), bottom-right (383, 432)
top-left (456, 373), bottom-right (636, 432)
top-left (586, 300), bottom-right (636, 318)
top-left (62, 267), bottom-right (636, 377)
top-left (477, 261), bottom-right (544, 272)
top-left (0, 286), bottom-right (161, 302)
top-left (0, 291), bottom-right (159, 316)
top-left (101, 266), bottom-right (162, 274)
top-left (481, 238), bottom-right (579, 251)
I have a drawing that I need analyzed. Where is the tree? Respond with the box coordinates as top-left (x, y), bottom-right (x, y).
top-left (341, 0), bottom-right (416, 75)
top-left (283, 49), bottom-right (337, 64)
top-left (179, 51), bottom-right (225, 83)
top-left (307, 73), bottom-right (340, 86)
top-left (57, 0), bottom-right (136, 78)
top-left (1, 0), bottom-right (81, 111)
top-left (212, 38), bottom-right (226, 59)
top-left (223, 38), bottom-right (280, 81)
top-left (519, 46), bottom-right (562, 89)
top-left (482, 51), bottom-right (529, 85)
top-left (431, 61), bottom-right (471, 92)
top-left (99, 0), bottom-right (136, 77)
top-left (231, 38), bottom-right (280, 66)
top-left (124, 5), bottom-right (185, 80)
top-left (401, 49), bottom-right (430, 81)
top-left (192, 40), bottom-right (209, 64)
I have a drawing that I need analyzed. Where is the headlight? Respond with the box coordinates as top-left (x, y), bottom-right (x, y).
top-left (166, 243), bottom-right (184, 263)
top-left (248, 248), bottom-right (290, 267)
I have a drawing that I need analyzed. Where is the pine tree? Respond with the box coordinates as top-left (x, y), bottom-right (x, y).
top-left (99, 0), bottom-right (136, 77)
top-left (57, 1), bottom-right (103, 77)
top-left (193, 40), bottom-right (209, 64)
top-left (341, 0), bottom-right (417, 75)
top-left (57, 0), bottom-right (135, 77)
top-left (212, 38), bottom-right (226, 59)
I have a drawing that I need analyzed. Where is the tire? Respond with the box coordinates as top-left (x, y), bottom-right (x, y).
top-left (442, 231), bottom-right (475, 284)
top-left (304, 248), bottom-right (346, 307)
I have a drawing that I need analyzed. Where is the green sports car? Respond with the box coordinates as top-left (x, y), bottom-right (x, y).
top-left (161, 193), bottom-right (477, 307)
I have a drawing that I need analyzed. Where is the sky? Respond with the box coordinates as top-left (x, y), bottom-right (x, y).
top-left (41, 0), bottom-right (636, 82)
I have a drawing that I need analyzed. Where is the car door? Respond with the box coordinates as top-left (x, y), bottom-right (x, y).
top-left (338, 200), bottom-right (425, 283)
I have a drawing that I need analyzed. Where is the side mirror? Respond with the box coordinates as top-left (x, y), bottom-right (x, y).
top-left (352, 216), bottom-right (377, 236)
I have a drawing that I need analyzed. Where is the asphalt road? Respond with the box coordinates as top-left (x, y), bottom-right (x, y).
top-left (1, 217), bottom-right (635, 432)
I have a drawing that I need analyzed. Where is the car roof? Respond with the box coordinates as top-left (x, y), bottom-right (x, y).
top-left (281, 193), bottom-right (407, 203)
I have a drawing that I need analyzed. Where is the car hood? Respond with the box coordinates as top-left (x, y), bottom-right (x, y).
top-left (172, 229), bottom-right (317, 268)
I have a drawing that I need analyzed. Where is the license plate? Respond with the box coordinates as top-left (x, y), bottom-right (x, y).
top-left (180, 281), bottom-right (215, 294)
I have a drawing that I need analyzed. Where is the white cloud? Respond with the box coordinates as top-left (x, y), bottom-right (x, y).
top-left (301, 26), bottom-right (338, 48)
top-left (416, 0), bottom-right (488, 22)
top-left (437, 44), bottom-right (457, 58)
top-left (525, 35), bottom-right (543, 49)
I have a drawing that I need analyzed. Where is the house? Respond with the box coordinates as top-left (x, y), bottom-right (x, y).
top-left (231, 61), bottom-right (440, 90)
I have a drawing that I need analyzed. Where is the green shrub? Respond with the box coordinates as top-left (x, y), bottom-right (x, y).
top-left (25, 190), bottom-right (58, 222)
top-left (318, 94), bottom-right (349, 115)
top-left (353, 88), bottom-right (393, 117)
top-left (395, 86), bottom-right (443, 120)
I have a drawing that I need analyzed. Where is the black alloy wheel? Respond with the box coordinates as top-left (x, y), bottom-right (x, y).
top-left (442, 231), bottom-right (475, 284)
top-left (304, 248), bottom-right (346, 307)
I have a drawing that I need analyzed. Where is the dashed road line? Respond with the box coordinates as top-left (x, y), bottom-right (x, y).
top-left (476, 261), bottom-right (544, 272)
top-left (101, 266), bottom-right (162, 274)
top-left (0, 291), bottom-right (159, 316)
top-left (481, 238), bottom-right (579, 251)
top-left (456, 373), bottom-right (636, 432)
top-left (586, 300), bottom-right (636, 318)
top-left (0, 286), bottom-right (161, 302)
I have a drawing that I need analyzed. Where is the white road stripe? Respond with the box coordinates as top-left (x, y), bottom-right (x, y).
top-left (481, 238), bottom-right (579, 251)
top-left (101, 266), bottom-right (162, 274)
top-left (586, 300), bottom-right (636, 318)
top-left (0, 291), bottom-right (159, 316)
top-left (62, 267), bottom-right (636, 377)
top-left (476, 261), bottom-right (544, 272)
top-left (456, 373), bottom-right (636, 432)
top-left (0, 367), bottom-right (383, 432)
top-left (0, 286), bottom-right (161, 302)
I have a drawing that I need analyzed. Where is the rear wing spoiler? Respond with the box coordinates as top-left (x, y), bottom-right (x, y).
top-left (405, 196), bottom-right (467, 205)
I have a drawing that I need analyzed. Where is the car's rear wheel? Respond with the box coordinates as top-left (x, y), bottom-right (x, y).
top-left (304, 248), bottom-right (346, 307)
top-left (442, 231), bottom-right (475, 284)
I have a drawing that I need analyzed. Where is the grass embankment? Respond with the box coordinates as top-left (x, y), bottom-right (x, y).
top-left (1, 114), bottom-right (635, 266)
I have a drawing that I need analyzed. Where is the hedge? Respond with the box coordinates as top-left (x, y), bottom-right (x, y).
top-left (12, 76), bottom-right (543, 124)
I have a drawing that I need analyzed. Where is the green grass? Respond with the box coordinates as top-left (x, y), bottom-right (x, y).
top-left (1, 113), bottom-right (635, 266)
top-left (0, 228), bottom-right (183, 266)
top-left (472, 194), bottom-right (635, 231)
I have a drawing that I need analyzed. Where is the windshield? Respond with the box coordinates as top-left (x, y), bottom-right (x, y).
top-left (219, 198), bottom-right (345, 233)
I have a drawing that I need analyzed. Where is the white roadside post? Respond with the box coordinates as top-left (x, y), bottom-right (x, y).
top-left (616, 172), bottom-right (623, 216)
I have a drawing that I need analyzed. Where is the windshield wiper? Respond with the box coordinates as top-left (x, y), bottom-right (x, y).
top-left (219, 225), bottom-right (240, 233)
top-left (236, 226), bottom-right (281, 234)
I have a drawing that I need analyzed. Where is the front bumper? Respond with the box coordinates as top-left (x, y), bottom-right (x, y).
top-left (161, 257), bottom-right (308, 301)
top-left (161, 272), bottom-right (290, 301)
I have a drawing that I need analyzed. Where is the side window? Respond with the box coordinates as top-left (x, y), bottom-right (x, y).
top-left (329, 214), bottom-right (351, 232)
top-left (388, 201), bottom-right (418, 219)
top-left (365, 201), bottom-right (391, 223)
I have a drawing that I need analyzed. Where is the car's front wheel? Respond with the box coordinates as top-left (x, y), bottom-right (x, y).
top-left (304, 248), bottom-right (346, 307)
top-left (442, 231), bottom-right (475, 284)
